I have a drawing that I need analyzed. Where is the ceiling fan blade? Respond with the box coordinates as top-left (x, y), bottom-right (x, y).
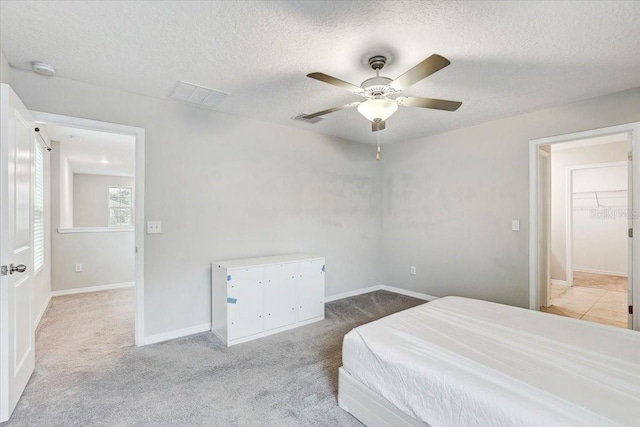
top-left (372, 120), bottom-right (386, 132)
top-left (307, 72), bottom-right (363, 94)
top-left (303, 102), bottom-right (360, 119)
top-left (389, 54), bottom-right (451, 91)
top-left (397, 96), bottom-right (462, 111)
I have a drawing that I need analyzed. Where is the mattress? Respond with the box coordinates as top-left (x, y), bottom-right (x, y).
top-left (342, 296), bottom-right (640, 427)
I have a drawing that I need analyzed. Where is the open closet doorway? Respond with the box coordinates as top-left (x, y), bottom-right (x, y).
top-left (32, 112), bottom-right (145, 347)
top-left (530, 123), bottom-right (640, 331)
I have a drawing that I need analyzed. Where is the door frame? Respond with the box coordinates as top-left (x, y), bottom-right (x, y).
top-left (30, 111), bottom-right (146, 345)
top-left (529, 122), bottom-right (640, 331)
top-left (537, 149), bottom-right (551, 307)
top-left (565, 161), bottom-right (628, 286)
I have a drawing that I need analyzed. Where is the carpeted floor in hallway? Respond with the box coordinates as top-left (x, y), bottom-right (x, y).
top-left (6, 288), bottom-right (424, 427)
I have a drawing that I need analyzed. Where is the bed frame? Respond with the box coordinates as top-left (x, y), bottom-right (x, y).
top-left (338, 367), bottom-right (430, 427)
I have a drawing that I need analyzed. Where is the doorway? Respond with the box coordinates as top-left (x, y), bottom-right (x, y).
top-left (31, 112), bottom-right (145, 345)
top-left (545, 144), bottom-right (628, 327)
top-left (529, 122), bottom-right (640, 331)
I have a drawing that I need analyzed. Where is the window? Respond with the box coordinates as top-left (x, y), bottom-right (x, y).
top-left (34, 141), bottom-right (45, 271)
top-left (108, 187), bottom-right (133, 227)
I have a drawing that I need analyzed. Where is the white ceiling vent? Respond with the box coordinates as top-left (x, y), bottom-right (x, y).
top-left (170, 81), bottom-right (228, 108)
top-left (291, 114), bottom-right (324, 124)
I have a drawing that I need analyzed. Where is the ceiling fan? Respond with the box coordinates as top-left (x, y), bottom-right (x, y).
top-left (303, 54), bottom-right (462, 132)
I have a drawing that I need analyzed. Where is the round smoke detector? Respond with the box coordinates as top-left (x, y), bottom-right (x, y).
top-left (31, 61), bottom-right (56, 76)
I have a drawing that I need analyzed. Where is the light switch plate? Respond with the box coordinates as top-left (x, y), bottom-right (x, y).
top-left (147, 221), bottom-right (162, 234)
top-left (511, 219), bottom-right (520, 231)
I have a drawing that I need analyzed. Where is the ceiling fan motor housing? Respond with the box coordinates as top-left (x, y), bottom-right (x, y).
top-left (360, 76), bottom-right (397, 98)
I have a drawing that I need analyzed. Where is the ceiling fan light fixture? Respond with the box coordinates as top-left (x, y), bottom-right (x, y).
top-left (357, 98), bottom-right (398, 122)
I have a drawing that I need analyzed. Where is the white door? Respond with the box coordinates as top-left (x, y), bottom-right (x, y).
top-left (0, 84), bottom-right (35, 422)
top-left (264, 263), bottom-right (296, 331)
top-left (297, 260), bottom-right (325, 322)
top-left (227, 267), bottom-right (263, 340)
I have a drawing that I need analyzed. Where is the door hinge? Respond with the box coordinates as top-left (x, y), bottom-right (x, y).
top-left (1, 265), bottom-right (7, 276)
top-left (629, 228), bottom-right (633, 238)
top-left (629, 152), bottom-right (633, 161)
top-left (629, 305), bottom-right (633, 315)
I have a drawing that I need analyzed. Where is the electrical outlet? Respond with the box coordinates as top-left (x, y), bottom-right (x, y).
top-left (75, 263), bottom-right (82, 272)
top-left (410, 266), bottom-right (417, 275)
top-left (147, 221), bottom-right (162, 234)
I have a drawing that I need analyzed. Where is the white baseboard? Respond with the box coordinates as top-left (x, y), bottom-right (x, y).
top-left (144, 285), bottom-right (437, 347)
top-left (325, 285), bottom-right (438, 303)
top-left (380, 285), bottom-right (437, 301)
top-left (144, 322), bottom-right (212, 346)
top-left (325, 286), bottom-right (383, 302)
top-left (51, 281), bottom-right (134, 297)
top-left (573, 268), bottom-right (628, 278)
top-left (551, 279), bottom-right (569, 286)
top-left (33, 293), bottom-right (52, 330)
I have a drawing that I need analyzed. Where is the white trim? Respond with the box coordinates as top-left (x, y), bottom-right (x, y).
top-left (325, 286), bottom-right (382, 302)
top-left (33, 293), bottom-right (52, 330)
top-left (573, 268), bottom-right (628, 277)
top-left (325, 285), bottom-right (437, 303)
top-left (551, 279), bottom-right (568, 287)
top-left (29, 111), bottom-right (146, 346)
top-left (381, 285), bottom-right (436, 301)
top-left (51, 282), bottom-right (134, 297)
top-left (529, 121), bottom-right (639, 332)
top-left (145, 322), bottom-right (212, 346)
top-left (57, 227), bottom-right (134, 234)
top-left (150, 286), bottom-right (438, 347)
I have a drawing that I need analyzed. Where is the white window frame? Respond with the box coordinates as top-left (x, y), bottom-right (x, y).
top-left (33, 139), bottom-right (45, 273)
top-left (107, 186), bottom-right (133, 227)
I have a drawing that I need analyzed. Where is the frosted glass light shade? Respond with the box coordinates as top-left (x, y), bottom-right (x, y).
top-left (357, 99), bottom-right (398, 122)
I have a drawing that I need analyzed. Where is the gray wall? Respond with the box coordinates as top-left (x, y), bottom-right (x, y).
top-left (51, 230), bottom-right (135, 292)
top-left (380, 88), bottom-right (640, 308)
top-left (550, 141), bottom-right (627, 281)
top-left (73, 174), bottom-right (135, 227)
top-left (10, 68), bottom-right (381, 337)
top-left (50, 143), bottom-right (135, 291)
top-left (0, 50), bottom-right (9, 84)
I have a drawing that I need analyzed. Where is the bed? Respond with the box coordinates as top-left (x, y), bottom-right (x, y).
top-left (339, 296), bottom-right (640, 427)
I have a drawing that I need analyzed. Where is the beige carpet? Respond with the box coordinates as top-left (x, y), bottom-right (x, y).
top-left (6, 289), bottom-right (424, 426)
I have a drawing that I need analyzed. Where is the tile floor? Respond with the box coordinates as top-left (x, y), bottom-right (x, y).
top-left (541, 272), bottom-right (629, 328)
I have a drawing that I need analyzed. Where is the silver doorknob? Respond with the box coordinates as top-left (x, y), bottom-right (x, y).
top-left (9, 264), bottom-right (26, 274)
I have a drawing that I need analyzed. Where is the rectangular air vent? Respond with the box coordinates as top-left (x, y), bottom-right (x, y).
top-left (170, 81), bottom-right (228, 108)
top-left (292, 114), bottom-right (324, 124)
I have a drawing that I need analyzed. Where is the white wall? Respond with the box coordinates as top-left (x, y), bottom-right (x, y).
top-left (73, 174), bottom-right (135, 227)
top-left (0, 49), bottom-right (9, 84)
top-left (380, 88), bottom-right (640, 308)
top-left (10, 68), bottom-right (381, 337)
top-left (572, 165), bottom-right (627, 276)
top-left (550, 141), bottom-right (627, 280)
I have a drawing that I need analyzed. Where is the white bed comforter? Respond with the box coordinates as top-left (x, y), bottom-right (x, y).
top-left (342, 296), bottom-right (640, 427)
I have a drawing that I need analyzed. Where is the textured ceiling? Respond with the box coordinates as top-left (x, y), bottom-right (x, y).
top-left (46, 125), bottom-right (135, 177)
top-left (1, 1), bottom-right (640, 145)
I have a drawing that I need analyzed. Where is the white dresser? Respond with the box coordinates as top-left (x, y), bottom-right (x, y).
top-left (211, 253), bottom-right (325, 346)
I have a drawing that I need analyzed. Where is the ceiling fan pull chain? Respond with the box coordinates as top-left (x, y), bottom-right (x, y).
top-left (376, 129), bottom-right (381, 161)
